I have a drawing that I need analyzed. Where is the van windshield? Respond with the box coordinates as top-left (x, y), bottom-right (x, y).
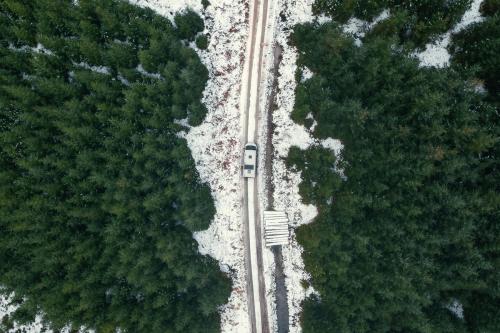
top-left (244, 165), bottom-right (254, 170)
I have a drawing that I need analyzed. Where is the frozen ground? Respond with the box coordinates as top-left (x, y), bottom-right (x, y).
top-left (183, 0), bottom-right (251, 330)
top-left (342, 9), bottom-right (390, 46)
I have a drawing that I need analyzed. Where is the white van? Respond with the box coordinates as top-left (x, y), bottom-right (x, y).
top-left (243, 143), bottom-right (257, 178)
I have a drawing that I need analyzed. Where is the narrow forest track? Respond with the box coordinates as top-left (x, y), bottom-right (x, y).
top-left (240, 0), bottom-right (273, 332)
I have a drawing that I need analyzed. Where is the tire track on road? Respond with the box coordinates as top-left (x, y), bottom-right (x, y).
top-left (240, 0), bottom-right (273, 332)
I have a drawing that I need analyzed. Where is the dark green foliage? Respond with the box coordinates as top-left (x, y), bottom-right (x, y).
top-left (313, 0), bottom-right (389, 22)
top-left (287, 146), bottom-right (343, 207)
top-left (313, 0), bottom-right (472, 47)
top-left (174, 9), bottom-right (204, 41)
top-left (450, 4), bottom-right (500, 105)
top-left (196, 34), bottom-right (209, 50)
top-left (0, 0), bottom-right (231, 332)
top-left (448, 7), bottom-right (500, 333)
top-left (288, 20), bottom-right (500, 333)
top-left (202, 0), bottom-right (211, 10)
top-left (481, 0), bottom-right (500, 16)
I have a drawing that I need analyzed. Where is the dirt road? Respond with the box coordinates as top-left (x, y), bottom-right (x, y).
top-left (239, 0), bottom-right (272, 332)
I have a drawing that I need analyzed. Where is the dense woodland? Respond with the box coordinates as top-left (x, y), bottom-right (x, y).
top-left (289, 0), bottom-right (499, 332)
top-left (313, 0), bottom-right (475, 47)
top-left (0, 0), bottom-right (231, 332)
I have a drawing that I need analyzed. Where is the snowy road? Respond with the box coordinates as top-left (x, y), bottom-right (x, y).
top-left (240, 0), bottom-right (272, 332)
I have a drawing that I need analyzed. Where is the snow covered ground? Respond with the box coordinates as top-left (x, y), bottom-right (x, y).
top-left (172, 0), bottom-right (252, 331)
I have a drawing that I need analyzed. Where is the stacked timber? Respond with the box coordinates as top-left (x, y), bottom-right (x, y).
top-left (263, 211), bottom-right (289, 246)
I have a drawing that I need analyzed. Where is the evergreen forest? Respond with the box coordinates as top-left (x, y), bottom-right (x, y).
top-left (0, 0), bottom-right (231, 332)
top-left (288, 0), bottom-right (499, 332)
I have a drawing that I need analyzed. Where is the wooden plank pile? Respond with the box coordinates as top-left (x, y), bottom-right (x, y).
top-left (263, 211), bottom-right (289, 246)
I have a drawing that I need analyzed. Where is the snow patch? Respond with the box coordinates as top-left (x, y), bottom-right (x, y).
top-left (300, 66), bottom-right (314, 82)
top-left (342, 17), bottom-right (366, 36)
top-left (315, 13), bottom-right (332, 25)
top-left (473, 80), bottom-right (487, 94)
top-left (447, 299), bottom-right (464, 319)
top-left (180, 0), bottom-right (252, 331)
top-left (455, 0), bottom-right (485, 30)
top-left (414, 0), bottom-right (485, 68)
top-left (127, 0), bottom-right (203, 22)
top-left (342, 9), bottom-right (390, 46)
top-left (136, 64), bottom-right (162, 79)
top-left (117, 74), bottom-right (131, 86)
top-left (32, 43), bottom-right (54, 55)
top-left (320, 137), bottom-right (343, 155)
top-left (73, 62), bottom-right (111, 75)
top-left (8, 43), bottom-right (54, 55)
top-left (371, 9), bottom-right (390, 27)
